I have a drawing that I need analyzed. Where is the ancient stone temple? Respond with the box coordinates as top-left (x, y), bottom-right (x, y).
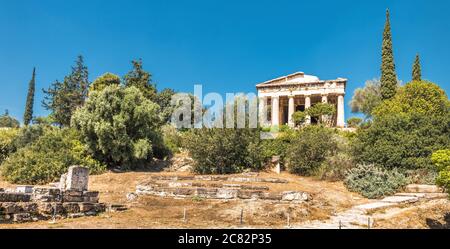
top-left (256, 71), bottom-right (347, 127)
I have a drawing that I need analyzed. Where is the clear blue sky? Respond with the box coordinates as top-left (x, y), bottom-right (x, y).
top-left (1, 0), bottom-right (449, 122)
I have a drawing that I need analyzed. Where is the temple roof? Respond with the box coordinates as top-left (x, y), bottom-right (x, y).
top-left (256, 71), bottom-right (346, 88)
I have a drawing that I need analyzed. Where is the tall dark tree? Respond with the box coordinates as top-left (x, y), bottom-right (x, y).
top-left (124, 59), bottom-right (157, 101)
top-left (42, 55), bottom-right (89, 127)
top-left (380, 9), bottom-right (398, 100)
top-left (412, 54), bottom-right (422, 81)
top-left (23, 67), bottom-right (36, 125)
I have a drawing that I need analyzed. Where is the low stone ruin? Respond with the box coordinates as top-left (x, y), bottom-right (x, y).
top-left (0, 166), bottom-right (105, 223)
top-left (135, 175), bottom-right (310, 203)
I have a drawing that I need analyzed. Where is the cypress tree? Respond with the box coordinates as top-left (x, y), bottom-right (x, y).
top-left (380, 9), bottom-right (398, 100)
top-left (23, 67), bottom-right (36, 125)
top-left (412, 54), bottom-right (422, 81)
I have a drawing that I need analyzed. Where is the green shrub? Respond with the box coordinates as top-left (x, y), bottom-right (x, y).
top-left (344, 164), bottom-right (409, 199)
top-left (71, 85), bottom-right (162, 168)
top-left (1, 128), bottom-right (106, 184)
top-left (314, 131), bottom-right (354, 181)
top-left (12, 125), bottom-right (46, 149)
top-left (347, 117), bottom-right (363, 128)
top-left (183, 128), bottom-right (262, 174)
top-left (285, 126), bottom-right (337, 176)
top-left (0, 111), bottom-right (20, 128)
top-left (161, 124), bottom-right (183, 155)
top-left (432, 150), bottom-right (450, 195)
top-left (0, 128), bottom-right (19, 164)
top-left (292, 111), bottom-right (306, 127)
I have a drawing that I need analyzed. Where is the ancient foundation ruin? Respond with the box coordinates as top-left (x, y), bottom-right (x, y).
top-left (135, 175), bottom-right (310, 202)
top-left (0, 166), bottom-right (105, 223)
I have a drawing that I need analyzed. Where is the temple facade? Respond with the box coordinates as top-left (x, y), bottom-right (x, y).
top-left (256, 71), bottom-right (347, 127)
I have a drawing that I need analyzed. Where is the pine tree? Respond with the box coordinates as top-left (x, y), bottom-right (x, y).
top-left (380, 9), bottom-right (398, 100)
top-left (412, 54), bottom-right (422, 81)
top-left (23, 67), bottom-right (36, 125)
top-left (42, 55), bottom-right (89, 126)
top-left (124, 59), bottom-right (157, 101)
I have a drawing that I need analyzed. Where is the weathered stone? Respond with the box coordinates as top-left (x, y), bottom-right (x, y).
top-left (13, 213), bottom-right (32, 223)
top-left (16, 186), bottom-right (33, 194)
top-left (63, 190), bottom-right (83, 197)
top-left (380, 195), bottom-right (419, 204)
top-left (83, 196), bottom-right (99, 203)
top-left (38, 203), bottom-right (64, 215)
top-left (405, 184), bottom-right (443, 193)
top-left (83, 191), bottom-right (99, 198)
top-left (63, 203), bottom-right (81, 213)
top-left (354, 202), bottom-right (397, 213)
top-left (108, 204), bottom-right (126, 212)
top-left (240, 185), bottom-right (269, 191)
top-left (237, 190), bottom-right (264, 199)
top-left (32, 187), bottom-right (61, 196)
top-left (59, 173), bottom-right (67, 190)
top-left (65, 165), bottom-right (89, 191)
top-left (261, 178), bottom-right (288, 183)
top-left (216, 189), bottom-right (238, 199)
top-left (281, 191), bottom-right (309, 202)
top-left (79, 203), bottom-right (95, 212)
top-left (0, 188), bottom-right (4, 192)
top-left (195, 188), bottom-right (218, 198)
top-left (0, 192), bottom-right (31, 202)
top-left (174, 188), bottom-right (195, 196)
top-left (1, 203), bottom-right (22, 214)
top-left (62, 195), bottom-right (84, 202)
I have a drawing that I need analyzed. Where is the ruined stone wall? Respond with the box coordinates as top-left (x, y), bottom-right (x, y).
top-left (0, 166), bottom-right (105, 223)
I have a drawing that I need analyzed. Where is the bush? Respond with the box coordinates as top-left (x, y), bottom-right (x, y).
top-left (353, 81), bottom-right (450, 171)
top-left (344, 164), bottom-right (409, 199)
top-left (315, 134), bottom-right (354, 181)
top-left (72, 85), bottom-right (162, 168)
top-left (161, 124), bottom-right (183, 155)
top-left (183, 128), bottom-right (262, 174)
top-left (285, 126), bottom-right (337, 176)
top-left (292, 111), bottom-right (306, 127)
top-left (0, 128), bottom-right (18, 164)
top-left (347, 117), bottom-right (363, 128)
top-left (0, 111), bottom-right (20, 128)
top-left (353, 111), bottom-right (450, 170)
top-left (1, 128), bottom-right (106, 184)
top-left (432, 150), bottom-right (450, 195)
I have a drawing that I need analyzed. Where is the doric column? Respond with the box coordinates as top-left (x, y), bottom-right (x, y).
top-left (305, 94), bottom-right (311, 125)
top-left (258, 96), bottom-right (267, 127)
top-left (337, 94), bottom-right (345, 127)
top-left (271, 96), bottom-right (279, 126)
top-left (288, 95), bottom-right (295, 127)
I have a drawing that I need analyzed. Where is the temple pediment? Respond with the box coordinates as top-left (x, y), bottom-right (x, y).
top-left (256, 71), bottom-right (346, 89)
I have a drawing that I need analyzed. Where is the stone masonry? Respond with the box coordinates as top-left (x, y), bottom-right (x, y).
top-left (0, 166), bottom-right (105, 223)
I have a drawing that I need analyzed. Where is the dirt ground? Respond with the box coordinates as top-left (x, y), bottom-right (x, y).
top-left (1, 171), bottom-right (448, 229)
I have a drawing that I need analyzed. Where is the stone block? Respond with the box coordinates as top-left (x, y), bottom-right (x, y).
top-left (33, 187), bottom-right (61, 196)
top-left (261, 193), bottom-right (283, 200)
top-left (59, 173), bottom-right (67, 190)
top-left (16, 185), bottom-right (33, 194)
top-left (83, 191), bottom-right (99, 198)
top-left (174, 188), bottom-right (195, 196)
top-left (83, 196), bottom-right (99, 203)
top-left (13, 213), bottom-right (32, 223)
top-left (62, 195), bottom-right (84, 202)
top-left (38, 203), bottom-right (64, 215)
top-left (79, 203), bottom-right (95, 212)
top-left (216, 189), bottom-right (238, 199)
top-left (0, 192), bottom-right (31, 202)
top-left (281, 191), bottom-right (309, 202)
top-left (380, 195), bottom-right (419, 204)
top-left (405, 184), bottom-right (443, 193)
top-left (63, 203), bottom-right (81, 213)
top-left (237, 190), bottom-right (264, 199)
top-left (65, 165), bottom-right (89, 191)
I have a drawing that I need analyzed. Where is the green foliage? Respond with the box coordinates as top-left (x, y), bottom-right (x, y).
top-left (354, 81), bottom-right (450, 171)
top-left (373, 81), bottom-right (449, 118)
top-left (0, 128), bottom-right (18, 164)
top-left (12, 124), bottom-right (46, 149)
top-left (344, 164), bottom-right (409, 199)
top-left (124, 59), bottom-right (157, 101)
top-left (0, 110), bottom-right (20, 128)
top-left (353, 111), bottom-right (450, 170)
top-left (380, 10), bottom-right (398, 100)
top-left (412, 54), bottom-right (422, 81)
top-left (42, 55), bottom-right (89, 126)
top-left (71, 85), bottom-right (162, 168)
top-left (285, 126), bottom-right (337, 176)
top-left (156, 88), bottom-right (176, 124)
top-left (315, 133), bottom-right (354, 181)
top-left (347, 117), bottom-right (363, 128)
top-left (23, 68), bottom-right (36, 126)
top-left (349, 78), bottom-right (382, 118)
top-left (89, 73), bottom-right (121, 93)
top-left (183, 128), bottom-right (262, 174)
top-left (432, 150), bottom-right (450, 195)
top-left (306, 103), bottom-right (336, 125)
top-left (292, 111), bottom-right (306, 127)
top-left (1, 128), bottom-right (106, 185)
top-left (161, 124), bottom-right (183, 154)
